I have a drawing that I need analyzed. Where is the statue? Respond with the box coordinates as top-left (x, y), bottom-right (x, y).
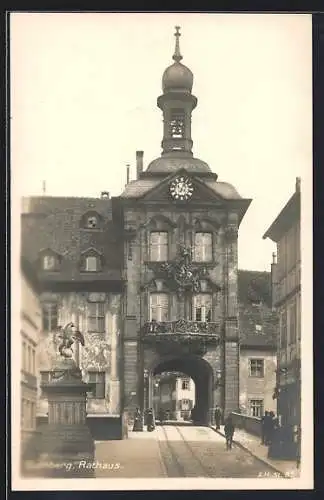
top-left (56, 322), bottom-right (85, 358)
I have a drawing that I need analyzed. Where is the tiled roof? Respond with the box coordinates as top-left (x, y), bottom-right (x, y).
top-left (238, 270), bottom-right (278, 350)
top-left (21, 196), bottom-right (122, 282)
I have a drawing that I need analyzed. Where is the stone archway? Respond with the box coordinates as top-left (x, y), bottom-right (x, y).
top-left (149, 354), bottom-right (214, 426)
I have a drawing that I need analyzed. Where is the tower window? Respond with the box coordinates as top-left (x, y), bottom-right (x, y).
top-left (150, 293), bottom-right (169, 322)
top-left (150, 232), bottom-right (168, 261)
top-left (194, 232), bottom-right (213, 262)
top-left (86, 216), bottom-right (98, 229)
top-left (193, 294), bottom-right (212, 322)
top-left (170, 109), bottom-right (185, 138)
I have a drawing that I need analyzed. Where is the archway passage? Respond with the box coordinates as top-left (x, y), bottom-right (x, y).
top-left (151, 355), bottom-right (213, 426)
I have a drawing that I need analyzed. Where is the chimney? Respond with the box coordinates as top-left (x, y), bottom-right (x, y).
top-left (126, 164), bottom-right (130, 186)
top-left (136, 151), bottom-right (144, 179)
top-left (295, 177), bottom-right (301, 192)
top-left (100, 191), bottom-right (110, 199)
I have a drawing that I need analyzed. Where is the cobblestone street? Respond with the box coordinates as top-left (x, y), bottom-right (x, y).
top-left (94, 425), bottom-right (287, 478)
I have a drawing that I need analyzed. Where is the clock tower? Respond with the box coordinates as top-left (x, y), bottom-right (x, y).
top-left (119, 27), bottom-right (251, 425)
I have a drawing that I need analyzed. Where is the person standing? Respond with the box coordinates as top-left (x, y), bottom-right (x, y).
top-left (132, 408), bottom-right (143, 432)
top-left (214, 405), bottom-right (222, 431)
top-left (146, 408), bottom-right (155, 432)
top-left (261, 411), bottom-right (269, 445)
top-left (224, 415), bottom-right (235, 450)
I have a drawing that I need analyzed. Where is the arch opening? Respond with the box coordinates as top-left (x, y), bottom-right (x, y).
top-left (150, 355), bottom-right (213, 426)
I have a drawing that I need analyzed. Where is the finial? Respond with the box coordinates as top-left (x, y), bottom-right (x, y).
top-left (173, 26), bottom-right (183, 63)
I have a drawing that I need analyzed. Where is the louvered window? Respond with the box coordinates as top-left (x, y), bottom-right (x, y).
top-left (194, 232), bottom-right (212, 262)
top-left (150, 293), bottom-right (169, 322)
top-left (150, 232), bottom-right (168, 261)
top-left (193, 294), bottom-right (212, 322)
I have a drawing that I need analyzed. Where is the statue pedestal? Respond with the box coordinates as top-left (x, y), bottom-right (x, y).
top-left (27, 359), bottom-right (95, 478)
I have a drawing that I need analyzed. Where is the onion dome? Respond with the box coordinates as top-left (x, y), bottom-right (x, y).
top-left (162, 26), bottom-right (193, 94)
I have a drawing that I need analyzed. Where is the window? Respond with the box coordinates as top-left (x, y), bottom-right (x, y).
top-left (170, 109), bottom-right (185, 138)
top-left (43, 255), bottom-right (56, 271)
top-left (255, 324), bottom-right (263, 334)
top-left (150, 293), bottom-right (169, 322)
top-left (280, 310), bottom-right (287, 348)
top-left (85, 256), bottom-right (98, 272)
top-left (87, 302), bottom-right (105, 332)
top-left (181, 399), bottom-right (191, 409)
top-left (40, 371), bottom-right (52, 397)
top-left (249, 399), bottom-right (264, 418)
top-left (42, 303), bottom-right (58, 332)
top-left (86, 215), bottom-right (98, 229)
top-left (182, 379), bottom-right (190, 390)
top-left (88, 372), bottom-right (105, 399)
top-left (249, 359), bottom-right (264, 378)
top-left (194, 232), bottom-right (212, 262)
top-left (150, 232), bottom-right (168, 261)
top-left (288, 302), bottom-right (297, 345)
top-left (32, 349), bottom-right (36, 375)
top-left (22, 341), bottom-right (27, 371)
top-left (27, 345), bottom-right (32, 373)
top-left (193, 294), bottom-right (212, 322)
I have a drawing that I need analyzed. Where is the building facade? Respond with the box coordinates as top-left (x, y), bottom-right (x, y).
top-left (238, 270), bottom-right (277, 417)
top-left (21, 27), bottom-right (255, 432)
top-left (21, 257), bottom-right (42, 457)
top-left (153, 372), bottom-right (196, 421)
top-left (263, 178), bottom-right (301, 451)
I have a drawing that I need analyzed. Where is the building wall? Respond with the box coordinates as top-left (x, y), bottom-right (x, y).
top-left (275, 217), bottom-right (301, 428)
top-left (123, 204), bottom-right (240, 417)
top-left (37, 291), bottom-right (122, 419)
top-left (239, 349), bottom-right (277, 416)
top-left (21, 270), bottom-right (42, 450)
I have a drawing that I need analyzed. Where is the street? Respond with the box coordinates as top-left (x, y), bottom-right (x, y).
top-left (94, 425), bottom-right (283, 478)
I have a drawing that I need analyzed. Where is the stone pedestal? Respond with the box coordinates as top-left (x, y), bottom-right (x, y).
top-left (31, 359), bottom-right (95, 477)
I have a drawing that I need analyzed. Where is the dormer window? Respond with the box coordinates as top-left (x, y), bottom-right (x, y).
top-left (80, 211), bottom-right (102, 230)
top-left (80, 248), bottom-right (103, 272)
top-left (86, 256), bottom-right (98, 272)
top-left (43, 255), bottom-right (56, 271)
top-left (86, 216), bottom-right (98, 229)
top-left (39, 249), bottom-right (61, 271)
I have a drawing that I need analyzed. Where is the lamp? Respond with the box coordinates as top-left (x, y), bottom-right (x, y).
top-left (214, 370), bottom-right (223, 388)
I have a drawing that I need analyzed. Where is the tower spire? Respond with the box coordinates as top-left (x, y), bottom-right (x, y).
top-left (173, 26), bottom-right (183, 63)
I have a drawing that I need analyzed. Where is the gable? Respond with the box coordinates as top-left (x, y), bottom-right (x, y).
top-left (141, 169), bottom-right (225, 205)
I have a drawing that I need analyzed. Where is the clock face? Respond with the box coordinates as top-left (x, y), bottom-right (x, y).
top-left (169, 176), bottom-right (194, 201)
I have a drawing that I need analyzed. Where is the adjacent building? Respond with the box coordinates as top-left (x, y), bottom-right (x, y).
top-left (238, 270), bottom-right (277, 417)
top-left (153, 372), bottom-right (196, 421)
top-left (263, 178), bottom-right (301, 453)
top-left (21, 256), bottom-right (42, 457)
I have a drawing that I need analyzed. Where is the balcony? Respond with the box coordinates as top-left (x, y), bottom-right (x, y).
top-left (141, 319), bottom-right (221, 352)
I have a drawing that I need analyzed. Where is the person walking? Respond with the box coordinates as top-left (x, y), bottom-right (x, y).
top-left (214, 405), bottom-right (222, 431)
top-left (224, 415), bottom-right (235, 450)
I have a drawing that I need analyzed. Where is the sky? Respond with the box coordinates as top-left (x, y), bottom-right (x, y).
top-left (10, 12), bottom-right (312, 271)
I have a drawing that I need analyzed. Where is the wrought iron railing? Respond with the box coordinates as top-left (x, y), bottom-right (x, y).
top-left (142, 319), bottom-right (220, 336)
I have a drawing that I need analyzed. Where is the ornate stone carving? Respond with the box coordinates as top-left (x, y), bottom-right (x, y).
top-left (55, 322), bottom-right (85, 359)
top-left (156, 245), bottom-right (209, 296)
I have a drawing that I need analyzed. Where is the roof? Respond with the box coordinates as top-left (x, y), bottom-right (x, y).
top-left (238, 270), bottom-right (277, 350)
top-left (146, 156), bottom-right (212, 174)
top-left (263, 189), bottom-right (300, 242)
top-left (120, 174), bottom-right (243, 200)
top-left (21, 196), bottom-right (122, 283)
